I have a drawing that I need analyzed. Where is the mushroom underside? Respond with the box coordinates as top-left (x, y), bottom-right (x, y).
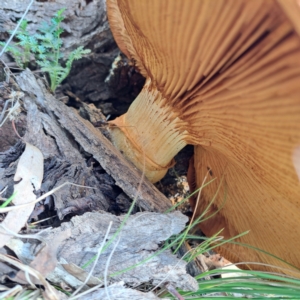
top-left (107, 0), bottom-right (300, 274)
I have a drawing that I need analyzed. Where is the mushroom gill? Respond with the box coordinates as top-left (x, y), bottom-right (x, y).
top-left (107, 0), bottom-right (300, 273)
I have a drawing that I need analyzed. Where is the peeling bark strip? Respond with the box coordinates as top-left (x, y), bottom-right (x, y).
top-left (16, 70), bottom-right (171, 212)
top-left (52, 211), bottom-right (195, 290)
top-left (8, 211), bottom-right (197, 292)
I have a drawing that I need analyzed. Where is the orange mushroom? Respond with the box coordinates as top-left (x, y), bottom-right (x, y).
top-left (107, 0), bottom-right (300, 273)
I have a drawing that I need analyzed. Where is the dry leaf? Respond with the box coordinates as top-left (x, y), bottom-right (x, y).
top-left (0, 143), bottom-right (43, 247)
top-left (13, 229), bottom-right (71, 286)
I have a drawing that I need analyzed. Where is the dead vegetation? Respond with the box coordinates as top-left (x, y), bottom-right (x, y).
top-left (0, 63), bottom-right (204, 298)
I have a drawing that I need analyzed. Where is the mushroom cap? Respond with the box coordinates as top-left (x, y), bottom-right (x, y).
top-left (107, 0), bottom-right (300, 273)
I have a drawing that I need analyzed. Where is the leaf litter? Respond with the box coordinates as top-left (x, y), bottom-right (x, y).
top-left (0, 133), bottom-right (197, 299)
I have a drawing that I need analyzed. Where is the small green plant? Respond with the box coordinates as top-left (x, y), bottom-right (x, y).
top-left (0, 20), bottom-right (32, 69)
top-left (0, 8), bottom-right (91, 92)
top-left (0, 192), bottom-right (16, 208)
top-left (162, 268), bottom-right (300, 299)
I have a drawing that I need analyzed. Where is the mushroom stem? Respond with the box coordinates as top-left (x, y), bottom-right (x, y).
top-left (109, 79), bottom-right (189, 182)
